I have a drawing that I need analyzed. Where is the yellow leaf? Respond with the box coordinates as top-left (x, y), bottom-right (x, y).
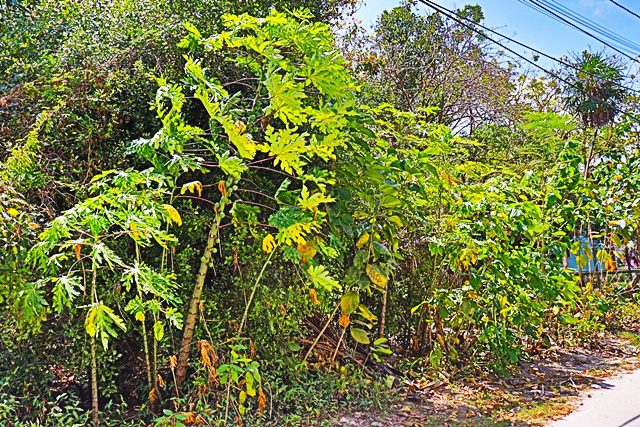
top-left (218, 180), bottom-right (227, 198)
top-left (180, 181), bottom-right (203, 197)
top-left (221, 118), bottom-right (256, 159)
top-left (339, 313), bottom-right (350, 328)
top-left (129, 222), bottom-right (141, 240)
top-left (257, 387), bottom-right (267, 414)
top-left (309, 288), bottom-right (320, 305)
top-left (7, 208), bottom-right (19, 217)
top-left (356, 232), bottom-right (370, 249)
top-left (297, 240), bottom-right (317, 259)
top-left (234, 119), bottom-right (246, 134)
top-left (366, 264), bottom-right (388, 288)
top-left (85, 306), bottom-right (98, 337)
top-left (297, 185), bottom-right (335, 211)
top-left (262, 234), bottom-right (276, 253)
top-left (605, 257), bottom-right (617, 272)
top-left (357, 304), bottom-right (378, 322)
top-left (163, 204), bottom-right (182, 226)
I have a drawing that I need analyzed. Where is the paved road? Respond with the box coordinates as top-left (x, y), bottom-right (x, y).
top-left (551, 369), bottom-right (640, 427)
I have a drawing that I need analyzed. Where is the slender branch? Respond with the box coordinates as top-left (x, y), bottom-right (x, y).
top-left (248, 165), bottom-right (296, 178)
top-left (234, 199), bottom-right (277, 211)
top-left (238, 250), bottom-right (275, 335)
top-left (304, 303), bottom-right (340, 362)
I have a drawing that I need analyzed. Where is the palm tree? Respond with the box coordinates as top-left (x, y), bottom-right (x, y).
top-left (563, 51), bottom-right (627, 128)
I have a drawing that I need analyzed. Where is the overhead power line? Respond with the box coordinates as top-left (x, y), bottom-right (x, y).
top-left (414, 0), bottom-right (636, 118)
top-left (411, 0), bottom-right (638, 95)
top-left (609, 0), bottom-right (640, 21)
top-left (519, 0), bottom-right (640, 63)
top-left (543, 0), bottom-right (640, 54)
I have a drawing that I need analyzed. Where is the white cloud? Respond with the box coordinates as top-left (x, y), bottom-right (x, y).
top-left (578, 0), bottom-right (613, 18)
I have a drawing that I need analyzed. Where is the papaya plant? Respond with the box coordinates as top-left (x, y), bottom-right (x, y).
top-left (28, 169), bottom-right (183, 424)
top-left (127, 9), bottom-right (377, 391)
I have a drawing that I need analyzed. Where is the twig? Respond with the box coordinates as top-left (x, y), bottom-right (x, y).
top-left (332, 327), bottom-right (347, 363)
top-left (238, 250), bottom-right (275, 335)
top-left (304, 304), bottom-right (340, 362)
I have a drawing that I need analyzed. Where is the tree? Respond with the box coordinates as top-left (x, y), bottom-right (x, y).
top-left (343, 2), bottom-right (518, 133)
top-left (563, 51), bottom-right (628, 128)
top-left (28, 169), bottom-right (181, 425)
top-left (0, 0), bottom-right (357, 214)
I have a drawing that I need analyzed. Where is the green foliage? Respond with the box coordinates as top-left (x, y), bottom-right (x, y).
top-left (342, 1), bottom-right (518, 130)
top-left (2, 2), bottom-right (640, 426)
top-left (0, 181), bottom-right (45, 337)
top-left (563, 51), bottom-right (628, 127)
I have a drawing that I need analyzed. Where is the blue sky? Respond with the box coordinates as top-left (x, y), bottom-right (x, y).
top-left (354, 0), bottom-right (640, 70)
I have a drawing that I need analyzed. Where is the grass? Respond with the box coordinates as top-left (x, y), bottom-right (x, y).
top-left (618, 331), bottom-right (640, 348)
top-left (420, 414), bottom-right (512, 426)
top-left (512, 398), bottom-right (574, 426)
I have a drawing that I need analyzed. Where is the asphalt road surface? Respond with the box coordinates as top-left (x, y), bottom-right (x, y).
top-left (551, 369), bottom-right (640, 427)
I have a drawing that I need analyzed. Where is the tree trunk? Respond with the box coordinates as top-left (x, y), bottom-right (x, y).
top-left (135, 244), bottom-right (152, 392)
top-left (90, 334), bottom-right (99, 426)
top-left (583, 128), bottom-right (599, 180)
top-left (379, 286), bottom-right (388, 339)
top-left (175, 217), bottom-right (221, 388)
top-left (141, 316), bottom-right (152, 390)
top-left (90, 264), bottom-right (99, 426)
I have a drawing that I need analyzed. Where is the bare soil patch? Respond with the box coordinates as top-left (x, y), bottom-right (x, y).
top-left (332, 331), bottom-right (640, 426)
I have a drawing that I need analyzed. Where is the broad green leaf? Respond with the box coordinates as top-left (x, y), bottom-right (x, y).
top-left (350, 328), bottom-right (370, 345)
top-left (264, 71), bottom-right (307, 125)
top-left (245, 371), bottom-right (256, 396)
top-left (307, 265), bottom-right (340, 291)
top-left (340, 291), bottom-right (360, 315)
top-left (429, 344), bottom-right (443, 369)
top-left (260, 127), bottom-right (307, 175)
top-left (380, 195), bottom-right (401, 208)
top-left (154, 320), bottom-right (165, 341)
top-left (217, 152), bottom-right (247, 178)
top-left (52, 275), bottom-right (82, 313)
top-left (366, 264), bottom-right (389, 288)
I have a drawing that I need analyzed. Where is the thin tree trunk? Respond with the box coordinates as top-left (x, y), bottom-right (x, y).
top-left (141, 315), bottom-right (152, 390)
top-left (90, 264), bottom-right (99, 426)
top-left (583, 128), bottom-right (599, 180)
top-left (153, 313), bottom-right (158, 390)
top-left (91, 334), bottom-right (99, 426)
top-left (135, 244), bottom-right (152, 392)
top-left (238, 251), bottom-right (274, 336)
top-left (175, 217), bottom-right (220, 388)
top-left (379, 286), bottom-right (388, 339)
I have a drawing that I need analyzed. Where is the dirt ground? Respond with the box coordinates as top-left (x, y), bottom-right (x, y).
top-left (332, 331), bottom-right (640, 427)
